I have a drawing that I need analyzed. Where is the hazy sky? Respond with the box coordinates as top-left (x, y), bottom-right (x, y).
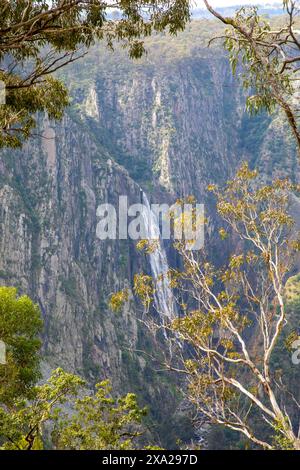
top-left (195, 0), bottom-right (282, 6)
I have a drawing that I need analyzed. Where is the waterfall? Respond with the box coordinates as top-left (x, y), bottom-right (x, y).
top-left (141, 192), bottom-right (174, 322)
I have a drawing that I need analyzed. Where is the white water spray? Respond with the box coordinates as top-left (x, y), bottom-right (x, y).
top-left (141, 192), bottom-right (174, 322)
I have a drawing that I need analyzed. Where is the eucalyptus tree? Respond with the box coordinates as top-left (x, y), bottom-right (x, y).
top-left (0, 369), bottom-right (145, 450)
top-left (0, 286), bottom-right (42, 407)
top-left (129, 164), bottom-right (300, 449)
top-left (0, 287), bottom-right (146, 450)
top-left (169, 165), bottom-right (300, 449)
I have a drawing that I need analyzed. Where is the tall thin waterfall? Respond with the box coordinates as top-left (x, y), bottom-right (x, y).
top-left (141, 192), bottom-right (174, 321)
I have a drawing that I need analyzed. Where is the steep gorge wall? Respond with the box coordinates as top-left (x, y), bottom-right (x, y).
top-left (80, 53), bottom-right (244, 197)
top-left (1, 20), bottom-right (300, 445)
top-left (70, 27), bottom-right (299, 201)
top-left (0, 115), bottom-right (146, 381)
top-left (0, 110), bottom-right (189, 445)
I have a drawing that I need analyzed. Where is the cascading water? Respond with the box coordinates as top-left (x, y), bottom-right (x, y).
top-left (141, 192), bottom-right (174, 322)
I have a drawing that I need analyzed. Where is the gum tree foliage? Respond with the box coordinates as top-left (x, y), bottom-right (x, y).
top-left (0, 286), bottom-right (42, 406)
top-left (51, 378), bottom-right (146, 450)
top-left (0, 288), bottom-right (146, 450)
top-left (0, 369), bottom-right (146, 450)
top-left (0, 0), bottom-right (190, 147)
top-left (131, 164), bottom-right (300, 449)
top-left (0, 368), bottom-right (84, 450)
top-left (203, 0), bottom-right (300, 154)
top-left (172, 165), bottom-right (300, 449)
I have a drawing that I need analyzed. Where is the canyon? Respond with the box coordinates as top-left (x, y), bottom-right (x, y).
top-left (0, 19), bottom-right (298, 446)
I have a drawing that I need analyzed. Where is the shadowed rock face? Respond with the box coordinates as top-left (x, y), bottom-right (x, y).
top-left (0, 21), bottom-right (299, 446)
top-left (0, 116), bottom-right (143, 380)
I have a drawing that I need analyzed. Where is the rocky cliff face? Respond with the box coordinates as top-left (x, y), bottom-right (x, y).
top-left (67, 21), bottom-right (298, 198)
top-left (0, 111), bottom-right (189, 445)
top-left (0, 20), bottom-right (299, 445)
top-left (0, 115), bottom-right (143, 380)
